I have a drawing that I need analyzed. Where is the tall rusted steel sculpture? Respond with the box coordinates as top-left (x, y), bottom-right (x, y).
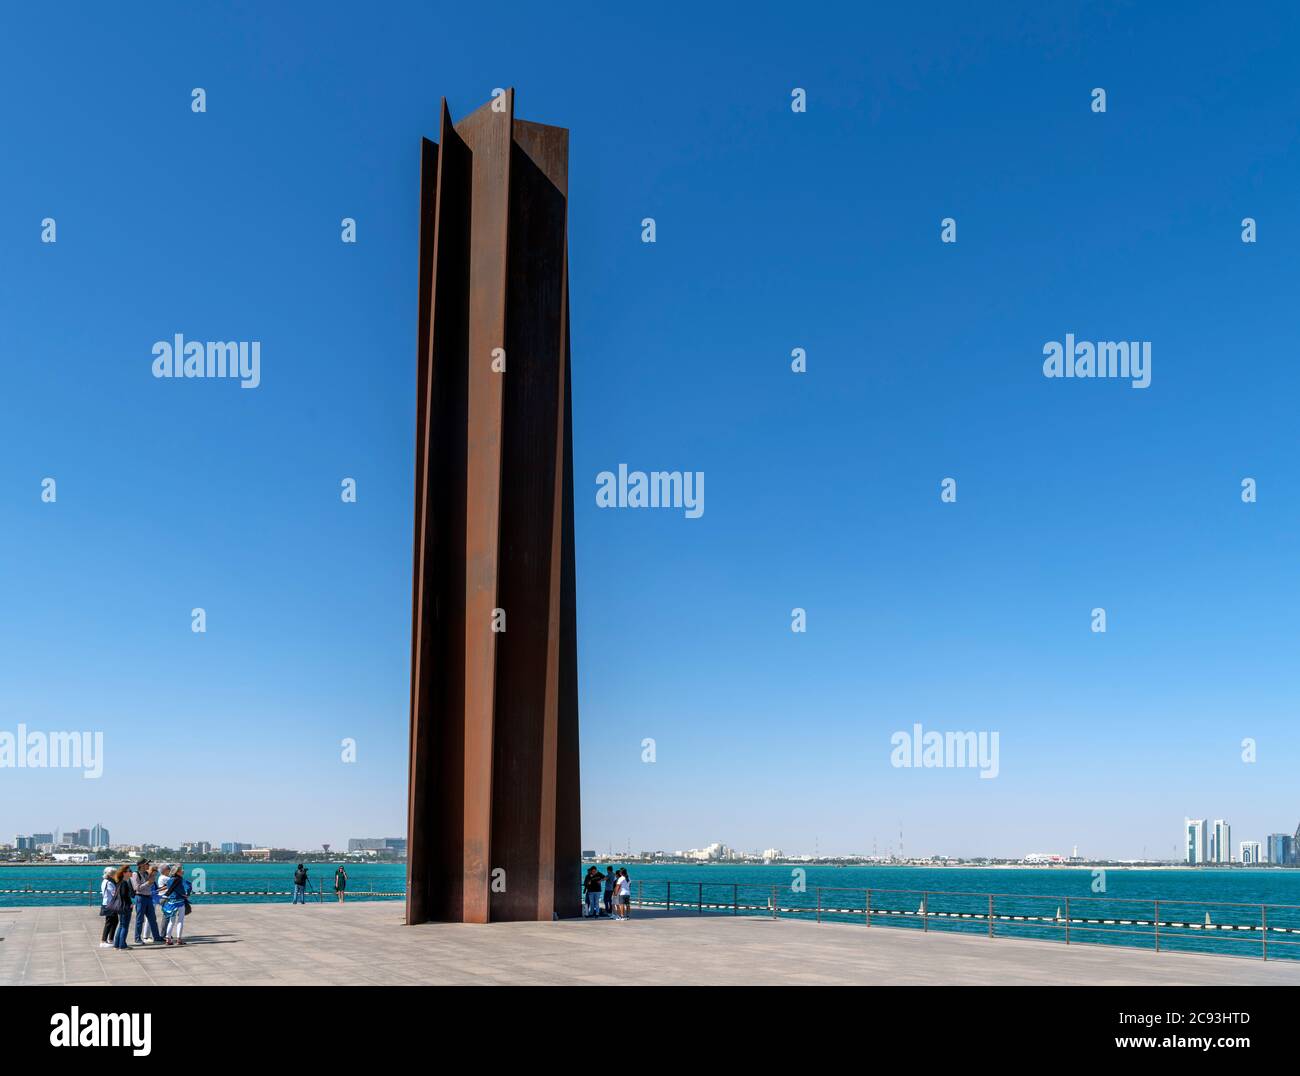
top-left (406, 90), bottom-right (580, 925)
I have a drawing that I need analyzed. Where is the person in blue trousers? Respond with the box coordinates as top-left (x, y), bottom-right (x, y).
top-left (603, 866), bottom-right (619, 917)
top-left (583, 866), bottom-right (604, 916)
top-left (133, 859), bottom-right (163, 945)
top-left (293, 864), bottom-right (309, 904)
top-left (111, 865), bottom-right (135, 949)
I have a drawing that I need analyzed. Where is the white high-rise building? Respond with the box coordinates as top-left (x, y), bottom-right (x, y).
top-left (1240, 840), bottom-right (1262, 865)
top-left (1185, 818), bottom-right (1208, 864)
top-left (1211, 820), bottom-right (1232, 864)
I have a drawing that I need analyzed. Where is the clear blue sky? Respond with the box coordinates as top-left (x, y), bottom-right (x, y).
top-left (2, 2), bottom-right (1297, 860)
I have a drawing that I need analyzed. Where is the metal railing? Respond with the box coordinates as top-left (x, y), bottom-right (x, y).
top-left (619, 880), bottom-right (1300, 962)
top-left (1, 880), bottom-right (402, 904)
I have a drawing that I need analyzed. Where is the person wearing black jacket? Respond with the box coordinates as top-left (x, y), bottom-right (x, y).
top-left (111, 865), bottom-right (135, 950)
top-left (583, 866), bottom-right (605, 917)
top-left (293, 864), bottom-right (309, 904)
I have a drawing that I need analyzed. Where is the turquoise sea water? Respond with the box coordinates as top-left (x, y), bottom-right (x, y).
top-left (0, 862), bottom-right (404, 905)
top-left (6, 862), bottom-right (1299, 960)
top-left (5, 862), bottom-right (1300, 906)
top-left (604, 863), bottom-right (1300, 907)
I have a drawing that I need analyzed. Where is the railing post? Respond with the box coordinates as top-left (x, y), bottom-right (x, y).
top-left (817, 887), bottom-right (822, 924)
top-left (865, 888), bottom-right (871, 927)
top-left (666, 881), bottom-right (671, 913)
top-left (733, 883), bottom-right (737, 915)
top-left (922, 891), bottom-right (928, 932)
top-left (1262, 905), bottom-right (1268, 960)
top-left (1154, 899), bottom-right (1160, 952)
top-left (698, 882), bottom-right (702, 915)
top-left (771, 885), bottom-right (777, 919)
top-left (988, 894), bottom-right (993, 938)
top-left (1065, 897), bottom-right (1070, 945)
top-left (637, 879), bottom-right (642, 910)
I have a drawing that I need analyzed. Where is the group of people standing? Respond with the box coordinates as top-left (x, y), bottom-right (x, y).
top-left (99, 859), bottom-right (193, 949)
top-left (291, 863), bottom-right (349, 903)
top-left (583, 865), bottom-right (631, 919)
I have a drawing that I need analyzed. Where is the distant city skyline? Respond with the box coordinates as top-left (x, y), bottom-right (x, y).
top-left (1182, 816), bottom-right (1300, 866)
top-left (9, 812), bottom-right (1300, 863)
top-left (6, 827), bottom-right (406, 856)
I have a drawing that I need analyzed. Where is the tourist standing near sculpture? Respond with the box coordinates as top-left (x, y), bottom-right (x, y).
top-left (111, 865), bottom-right (135, 949)
top-left (602, 866), bottom-right (616, 916)
top-left (98, 867), bottom-right (118, 948)
top-left (133, 858), bottom-right (163, 945)
top-left (162, 865), bottom-right (192, 946)
top-left (293, 863), bottom-right (310, 904)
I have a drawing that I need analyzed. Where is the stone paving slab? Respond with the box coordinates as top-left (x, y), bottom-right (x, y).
top-left (3, 902), bottom-right (1299, 986)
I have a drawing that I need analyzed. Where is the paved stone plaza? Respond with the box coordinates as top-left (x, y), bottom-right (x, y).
top-left (3, 902), bottom-right (1298, 986)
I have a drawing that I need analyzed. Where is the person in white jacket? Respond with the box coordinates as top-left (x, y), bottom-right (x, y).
top-left (99, 867), bottom-right (118, 948)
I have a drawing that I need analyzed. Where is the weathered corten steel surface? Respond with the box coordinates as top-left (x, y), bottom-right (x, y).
top-left (407, 92), bottom-right (581, 925)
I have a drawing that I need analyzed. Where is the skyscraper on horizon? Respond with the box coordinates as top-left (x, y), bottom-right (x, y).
top-left (1185, 818), bottom-right (1207, 865)
top-left (1211, 819), bottom-right (1231, 864)
top-left (1267, 832), bottom-right (1294, 866)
